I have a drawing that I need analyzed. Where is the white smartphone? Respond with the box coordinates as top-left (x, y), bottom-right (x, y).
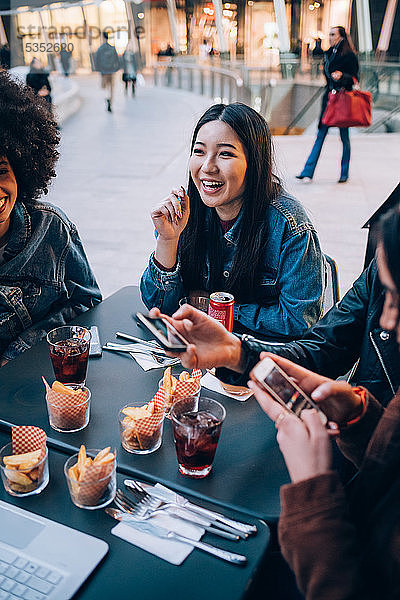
top-left (136, 312), bottom-right (188, 352)
top-left (250, 357), bottom-right (327, 425)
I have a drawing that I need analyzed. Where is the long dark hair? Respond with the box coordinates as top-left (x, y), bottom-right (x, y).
top-left (178, 103), bottom-right (282, 303)
top-left (378, 203), bottom-right (400, 294)
top-left (333, 25), bottom-right (357, 55)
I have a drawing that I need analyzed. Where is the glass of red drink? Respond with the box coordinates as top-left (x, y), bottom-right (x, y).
top-left (47, 326), bottom-right (91, 385)
top-left (171, 396), bottom-right (226, 478)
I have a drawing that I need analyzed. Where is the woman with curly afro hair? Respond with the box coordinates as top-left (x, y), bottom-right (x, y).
top-left (0, 70), bottom-right (101, 365)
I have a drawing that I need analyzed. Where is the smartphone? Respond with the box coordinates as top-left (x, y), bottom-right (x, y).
top-left (136, 312), bottom-right (188, 352)
top-left (250, 357), bottom-right (327, 425)
top-left (89, 326), bottom-right (102, 357)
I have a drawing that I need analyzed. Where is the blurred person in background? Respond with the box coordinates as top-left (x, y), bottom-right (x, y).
top-left (0, 71), bottom-right (101, 365)
top-left (0, 43), bottom-right (10, 70)
top-left (296, 26), bottom-right (359, 184)
top-left (95, 32), bottom-right (120, 112)
top-left (122, 43), bottom-right (137, 97)
top-left (26, 57), bottom-right (52, 108)
top-left (141, 102), bottom-right (325, 341)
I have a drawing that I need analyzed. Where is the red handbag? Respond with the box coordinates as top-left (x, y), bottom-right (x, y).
top-left (322, 82), bottom-right (372, 128)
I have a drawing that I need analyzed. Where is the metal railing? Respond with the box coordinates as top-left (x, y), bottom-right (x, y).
top-left (152, 60), bottom-right (252, 105)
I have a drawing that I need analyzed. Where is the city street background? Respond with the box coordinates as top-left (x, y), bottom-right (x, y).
top-left (47, 74), bottom-right (400, 300)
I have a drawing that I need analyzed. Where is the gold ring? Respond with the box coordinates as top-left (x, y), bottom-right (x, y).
top-left (275, 412), bottom-right (286, 429)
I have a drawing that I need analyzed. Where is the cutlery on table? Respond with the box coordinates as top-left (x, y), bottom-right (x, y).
top-left (124, 482), bottom-right (246, 539)
top-left (116, 488), bottom-right (239, 541)
top-left (105, 507), bottom-right (247, 565)
top-left (102, 345), bottom-right (179, 366)
top-left (115, 332), bottom-right (163, 349)
top-left (104, 342), bottom-right (167, 355)
top-left (125, 479), bottom-right (257, 536)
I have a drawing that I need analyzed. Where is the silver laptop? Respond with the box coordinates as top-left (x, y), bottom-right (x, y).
top-left (0, 500), bottom-right (108, 600)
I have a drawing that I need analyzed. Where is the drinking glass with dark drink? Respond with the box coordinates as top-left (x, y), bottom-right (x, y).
top-left (171, 397), bottom-right (226, 478)
top-left (47, 326), bottom-right (91, 385)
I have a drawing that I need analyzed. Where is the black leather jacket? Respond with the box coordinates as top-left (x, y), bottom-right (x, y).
top-left (217, 260), bottom-right (399, 406)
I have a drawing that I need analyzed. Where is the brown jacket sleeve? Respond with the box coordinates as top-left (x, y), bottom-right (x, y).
top-left (278, 473), bottom-right (361, 600)
top-left (337, 391), bottom-right (384, 467)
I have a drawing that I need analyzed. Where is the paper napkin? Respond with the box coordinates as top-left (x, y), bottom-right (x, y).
top-left (111, 511), bottom-right (204, 565)
top-left (200, 372), bottom-right (253, 402)
top-left (127, 344), bottom-right (180, 371)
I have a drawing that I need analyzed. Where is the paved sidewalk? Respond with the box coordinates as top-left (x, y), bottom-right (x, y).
top-left (47, 75), bottom-right (400, 299)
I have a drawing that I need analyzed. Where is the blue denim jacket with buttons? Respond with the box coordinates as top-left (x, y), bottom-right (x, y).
top-left (0, 201), bottom-right (102, 362)
top-left (140, 192), bottom-right (325, 341)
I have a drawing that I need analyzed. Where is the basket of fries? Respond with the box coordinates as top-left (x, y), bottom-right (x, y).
top-left (0, 426), bottom-right (49, 497)
top-left (64, 445), bottom-right (116, 509)
top-left (119, 390), bottom-right (166, 454)
top-left (158, 367), bottom-right (202, 415)
top-left (43, 377), bottom-right (91, 433)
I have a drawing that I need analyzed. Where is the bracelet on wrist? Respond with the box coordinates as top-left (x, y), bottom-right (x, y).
top-left (344, 387), bottom-right (368, 427)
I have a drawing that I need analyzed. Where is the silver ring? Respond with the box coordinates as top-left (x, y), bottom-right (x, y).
top-left (275, 412), bottom-right (286, 429)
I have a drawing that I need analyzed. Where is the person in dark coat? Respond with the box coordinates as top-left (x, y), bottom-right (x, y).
top-left (0, 44), bottom-right (11, 69)
top-left (95, 32), bottom-right (120, 112)
top-left (122, 44), bottom-right (137, 96)
top-left (296, 26), bottom-right (359, 183)
top-left (26, 58), bottom-right (52, 107)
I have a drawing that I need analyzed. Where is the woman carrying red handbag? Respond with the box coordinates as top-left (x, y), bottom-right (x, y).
top-left (296, 26), bottom-right (359, 184)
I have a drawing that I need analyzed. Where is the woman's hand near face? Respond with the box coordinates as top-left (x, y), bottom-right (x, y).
top-left (149, 305), bottom-right (244, 371)
top-left (151, 187), bottom-right (190, 241)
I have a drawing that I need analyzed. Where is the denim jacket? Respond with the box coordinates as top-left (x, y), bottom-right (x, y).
top-left (140, 193), bottom-right (325, 340)
top-left (0, 201), bottom-right (102, 361)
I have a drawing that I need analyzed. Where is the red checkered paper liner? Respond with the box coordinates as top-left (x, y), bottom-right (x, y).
top-left (160, 368), bottom-right (202, 411)
top-left (12, 425), bottom-right (47, 459)
top-left (129, 391), bottom-right (165, 436)
top-left (42, 377), bottom-right (88, 430)
top-left (72, 450), bottom-right (116, 506)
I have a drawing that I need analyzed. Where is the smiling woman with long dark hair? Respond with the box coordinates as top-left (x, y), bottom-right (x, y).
top-left (141, 102), bottom-right (325, 341)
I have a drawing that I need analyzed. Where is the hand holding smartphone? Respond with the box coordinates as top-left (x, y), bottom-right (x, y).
top-left (250, 357), bottom-right (327, 426)
top-left (136, 312), bottom-right (189, 352)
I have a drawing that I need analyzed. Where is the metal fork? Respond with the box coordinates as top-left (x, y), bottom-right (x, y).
top-left (103, 345), bottom-right (179, 365)
top-left (114, 489), bottom-right (239, 541)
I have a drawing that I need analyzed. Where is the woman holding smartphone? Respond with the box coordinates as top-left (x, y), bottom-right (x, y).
top-left (141, 103), bottom-right (325, 341)
top-left (245, 205), bottom-right (400, 599)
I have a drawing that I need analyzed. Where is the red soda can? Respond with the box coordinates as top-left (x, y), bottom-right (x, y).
top-left (208, 292), bottom-right (235, 332)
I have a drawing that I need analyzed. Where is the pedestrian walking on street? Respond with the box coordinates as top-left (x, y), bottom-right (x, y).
top-left (122, 43), bottom-right (137, 97)
top-left (95, 32), bottom-right (120, 113)
top-left (26, 58), bottom-right (52, 109)
top-left (296, 26), bottom-right (359, 184)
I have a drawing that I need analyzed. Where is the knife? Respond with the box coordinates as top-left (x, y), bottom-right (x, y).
top-left (124, 480), bottom-right (247, 539)
top-left (125, 480), bottom-right (257, 536)
top-left (105, 508), bottom-right (247, 565)
top-left (123, 485), bottom-right (239, 541)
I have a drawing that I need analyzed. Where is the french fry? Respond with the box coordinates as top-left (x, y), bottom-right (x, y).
top-left (163, 367), bottom-right (172, 396)
top-left (68, 464), bottom-right (79, 481)
top-left (3, 449), bottom-right (41, 468)
top-left (77, 445), bottom-right (86, 473)
top-left (93, 447), bottom-right (111, 463)
top-left (96, 452), bottom-right (115, 465)
top-left (179, 371), bottom-right (190, 381)
top-left (4, 468), bottom-right (33, 486)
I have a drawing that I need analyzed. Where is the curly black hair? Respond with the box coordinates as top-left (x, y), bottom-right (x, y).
top-left (0, 69), bottom-right (59, 203)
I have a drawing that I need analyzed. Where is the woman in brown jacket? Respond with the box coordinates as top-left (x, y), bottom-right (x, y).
top-left (247, 205), bottom-right (400, 599)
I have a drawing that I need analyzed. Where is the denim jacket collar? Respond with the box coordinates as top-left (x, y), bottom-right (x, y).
top-left (3, 202), bottom-right (31, 263)
top-left (221, 206), bottom-right (244, 246)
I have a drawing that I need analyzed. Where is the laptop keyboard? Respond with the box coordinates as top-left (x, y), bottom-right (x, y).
top-left (0, 547), bottom-right (64, 600)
